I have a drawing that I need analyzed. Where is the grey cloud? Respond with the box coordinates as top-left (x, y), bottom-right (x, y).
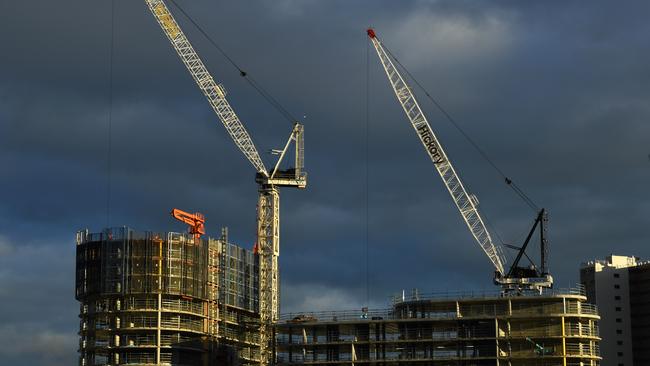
top-left (0, 324), bottom-right (77, 366)
top-left (2, 1), bottom-right (650, 365)
top-left (0, 236), bottom-right (14, 256)
top-left (0, 238), bottom-right (78, 365)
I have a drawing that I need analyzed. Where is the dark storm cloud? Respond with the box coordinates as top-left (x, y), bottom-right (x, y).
top-left (2, 0), bottom-right (650, 364)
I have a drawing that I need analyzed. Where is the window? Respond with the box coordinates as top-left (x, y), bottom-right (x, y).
top-left (615, 295), bottom-right (621, 300)
top-left (616, 307), bottom-right (622, 311)
top-left (617, 341), bottom-right (624, 345)
top-left (617, 329), bottom-right (623, 334)
top-left (616, 318), bottom-right (622, 323)
top-left (618, 352), bottom-right (624, 357)
top-left (614, 273), bottom-right (620, 278)
top-left (615, 284), bottom-right (621, 289)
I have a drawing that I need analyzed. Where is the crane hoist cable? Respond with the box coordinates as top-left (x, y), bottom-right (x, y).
top-left (380, 43), bottom-right (539, 213)
top-left (167, 0), bottom-right (298, 125)
top-left (105, 0), bottom-right (116, 227)
top-left (364, 32), bottom-right (371, 308)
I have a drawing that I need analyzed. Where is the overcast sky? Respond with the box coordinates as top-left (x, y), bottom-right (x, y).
top-left (1, 0), bottom-right (649, 365)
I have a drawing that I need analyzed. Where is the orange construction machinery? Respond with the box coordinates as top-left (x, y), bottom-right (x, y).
top-left (171, 208), bottom-right (205, 242)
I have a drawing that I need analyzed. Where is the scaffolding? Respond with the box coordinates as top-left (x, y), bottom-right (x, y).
top-left (76, 227), bottom-right (261, 366)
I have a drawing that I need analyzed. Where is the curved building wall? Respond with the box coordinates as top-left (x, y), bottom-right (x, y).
top-left (76, 227), bottom-right (261, 366)
top-left (76, 229), bottom-right (206, 299)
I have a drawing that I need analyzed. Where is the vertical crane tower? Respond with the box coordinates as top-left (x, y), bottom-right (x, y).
top-left (368, 28), bottom-right (552, 293)
top-left (144, 1), bottom-right (306, 363)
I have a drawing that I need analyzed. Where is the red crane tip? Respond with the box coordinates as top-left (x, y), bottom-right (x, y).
top-left (367, 28), bottom-right (376, 38)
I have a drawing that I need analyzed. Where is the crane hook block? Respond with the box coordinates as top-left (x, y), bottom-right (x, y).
top-left (367, 28), bottom-right (376, 38)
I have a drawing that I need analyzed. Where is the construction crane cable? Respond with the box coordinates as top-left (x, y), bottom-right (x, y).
top-left (244, 76), bottom-right (297, 124)
top-left (482, 213), bottom-right (506, 246)
top-left (105, 0), bottom-right (115, 227)
top-left (380, 44), bottom-right (539, 212)
top-left (365, 34), bottom-right (370, 308)
top-left (167, 0), bottom-right (297, 125)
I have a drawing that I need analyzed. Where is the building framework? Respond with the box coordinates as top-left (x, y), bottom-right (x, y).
top-left (76, 227), bottom-right (261, 365)
top-left (75, 228), bottom-right (601, 366)
top-left (275, 288), bottom-right (600, 366)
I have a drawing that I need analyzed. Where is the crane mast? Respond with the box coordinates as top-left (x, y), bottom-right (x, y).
top-left (367, 29), bottom-right (505, 276)
top-left (145, 1), bottom-right (306, 364)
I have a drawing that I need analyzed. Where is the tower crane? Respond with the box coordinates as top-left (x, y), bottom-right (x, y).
top-left (144, 0), bottom-right (306, 363)
top-left (367, 28), bottom-right (552, 293)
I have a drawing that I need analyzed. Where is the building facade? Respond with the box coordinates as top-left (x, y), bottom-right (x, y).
top-left (581, 255), bottom-right (650, 366)
top-left (274, 288), bottom-right (601, 366)
top-left (628, 262), bottom-right (650, 365)
top-left (75, 227), bottom-right (260, 366)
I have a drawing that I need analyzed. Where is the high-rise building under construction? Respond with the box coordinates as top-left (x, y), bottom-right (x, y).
top-left (75, 227), bottom-right (261, 366)
top-left (75, 227), bottom-right (602, 366)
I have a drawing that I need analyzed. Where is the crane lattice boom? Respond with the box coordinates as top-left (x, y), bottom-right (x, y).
top-left (368, 29), bottom-right (505, 275)
top-left (145, 0), bottom-right (268, 176)
top-left (145, 1), bottom-right (307, 363)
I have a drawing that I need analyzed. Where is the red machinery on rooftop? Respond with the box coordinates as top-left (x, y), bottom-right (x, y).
top-left (171, 208), bottom-right (205, 242)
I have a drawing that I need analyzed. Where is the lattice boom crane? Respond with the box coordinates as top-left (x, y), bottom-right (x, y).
top-left (145, 1), bottom-right (306, 364)
top-left (367, 28), bottom-right (505, 275)
top-left (368, 28), bottom-right (552, 293)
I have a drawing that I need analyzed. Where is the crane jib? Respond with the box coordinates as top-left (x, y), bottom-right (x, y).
top-left (153, 3), bottom-right (180, 39)
top-left (417, 125), bottom-right (445, 164)
top-left (369, 27), bottom-right (519, 281)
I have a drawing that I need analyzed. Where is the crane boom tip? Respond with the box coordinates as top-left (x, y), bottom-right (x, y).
top-left (367, 28), bottom-right (376, 38)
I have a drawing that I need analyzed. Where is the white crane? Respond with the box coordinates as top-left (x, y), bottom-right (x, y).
top-left (367, 28), bottom-right (552, 293)
top-left (145, 1), bottom-right (306, 363)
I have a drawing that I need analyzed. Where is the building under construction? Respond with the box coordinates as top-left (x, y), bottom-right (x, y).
top-left (74, 227), bottom-right (601, 366)
top-left (75, 227), bottom-right (261, 365)
top-left (75, 3), bottom-right (602, 366)
top-left (275, 288), bottom-right (601, 366)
